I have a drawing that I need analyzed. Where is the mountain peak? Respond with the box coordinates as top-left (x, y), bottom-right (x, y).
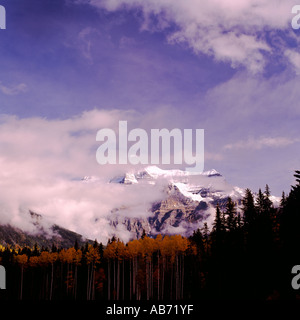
top-left (202, 169), bottom-right (222, 177)
top-left (109, 166), bottom-right (222, 185)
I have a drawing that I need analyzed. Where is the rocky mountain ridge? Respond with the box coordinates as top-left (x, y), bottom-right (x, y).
top-left (107, 166), bottom-right (247, 239)
top-left (0, 166), bottom-right (280, 247)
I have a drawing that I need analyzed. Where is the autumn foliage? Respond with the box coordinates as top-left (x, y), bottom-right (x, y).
top-left (0, 235), bottom-right (196, 300)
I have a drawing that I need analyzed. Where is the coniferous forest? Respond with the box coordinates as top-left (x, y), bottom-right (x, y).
top-left (1, 171), bottom-right (300, 300)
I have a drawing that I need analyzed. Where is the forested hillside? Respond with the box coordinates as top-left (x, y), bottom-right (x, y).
top-left (0, 171), bottom-right (300, 300)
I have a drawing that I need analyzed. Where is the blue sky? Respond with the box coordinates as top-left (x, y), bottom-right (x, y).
top-left (0, 0), bottom-right (234, 118)
top-left (0, 0), bottom-right (300, 238)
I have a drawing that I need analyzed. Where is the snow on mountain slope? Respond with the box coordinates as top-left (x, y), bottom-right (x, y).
top-left (64, 166), bottom-right (280, 241)
top-left (110, 173), bottom-right (138, 184)
top-left (106, 166), bottom-right (247, 239)
top-left (142, 166), bottom-right (221, 179)
top-left (0, 165), bottom-right (280, 246)
top-left (172, 182), bottom-right (205, 202)
top-left (110, 166), bottom-right (244, 201)
top-left (109, 166), bottom-right (222, 183)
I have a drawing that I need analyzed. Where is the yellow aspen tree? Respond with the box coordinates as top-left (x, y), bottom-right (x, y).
top-left (160, 235), bottom-right (171, 299)
top-left (116, 240), bottom-right (126, 300)
top-left (73, 249), bottom-right (82, 299)
top-left (38, 251), bottom-right (52, 299)
top-left (140, 236), bottom-right (155, 300)
top-left (86, 245), bottom-right (100, 300)
top-left (127, 239), bottom-right (142, 300)
top-left (16, 254), bottom-right (28, 300)
top-left (104, 240), bottom-right (117, 300)
top-left (29, 256), bottom-right (39, 267)
top-left (48, 252), bottom-right (58, 300)
top-left (58, 249), bottom-right (68, 296)
top-left (65, 248), bottom-right (77, 295)
top-left (155, 234), bottom-right (163, 300)
top-left (126, 241), bottom-right (134, 300)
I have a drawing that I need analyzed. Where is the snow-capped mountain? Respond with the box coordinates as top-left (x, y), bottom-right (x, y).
top-left (111, 166), bottom-right (244, 200)
top-left (0, 165), bottom-right (281, 247)
top-left (107, 166), bottom-right (246, 239)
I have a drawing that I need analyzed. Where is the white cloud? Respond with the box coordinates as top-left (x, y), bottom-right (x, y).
top-left (86, 0), bottom-right (295, 73)
top-left (0, 109), bottom-right (175, 242)
top-left (285, 49), bottom-right (300, 74)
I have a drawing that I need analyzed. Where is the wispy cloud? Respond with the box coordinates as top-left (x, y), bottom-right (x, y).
top-left (285, 49), bottom-right (300, 75)
top-left (77, 27), bottom-right (100, 63)
top-left (224, 136), bottom-right (300, 151)
top-left (0, 82), bottom-right (27, 96)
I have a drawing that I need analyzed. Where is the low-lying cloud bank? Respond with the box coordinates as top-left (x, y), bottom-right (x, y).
top-left (0, 109), bottom-right (177, 243)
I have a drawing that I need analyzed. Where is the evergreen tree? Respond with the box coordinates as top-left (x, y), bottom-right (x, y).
top-left (190, 228), bottom-right (203, 251)
top-left (98, 242), bottom-right (104, 259)
top-left (256, 185), bottom-right (273, 216)
top-left (224, 197), bottom-right (236, 232)
top-left (280, 191), bottom-right (286, 208)
top-left (211, 204), bottom-right (225, 256)
top-left (213, 204), bottom-right (223, 234)
top-left (236, 213), bottom-right (242, 229)
top-left (256, 188), bottom-right (265, 215)
top-left (141, 229), bottom-right (147, 239)
top-left (280, 170), bottom-right (300, 260)
top-left (201, 222), bottom-right (210, 255)
top-left (93, 239), bottom-right (99, 249)
top-left (32, 243), bottom-right (39, 256)
top-left (51, 243), bottom-right (57, 253)
top-left (293, 170), bottom-right (300, 186)
top-left (74, 239), bottom-right (79, 251)
top-left (263, 184), bottom-right (273, 215)
top-left (265, 184), bottom-right (271, 197)
top-left (242, 189), bottom-right (262, 249)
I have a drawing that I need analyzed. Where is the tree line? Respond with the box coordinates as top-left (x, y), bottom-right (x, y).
top-left (189, 170), bottom-right (300, 299)
top-left (0, 170), bottom-right (300, 300)
top-left (0, 234), bottom-right (196, 300)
